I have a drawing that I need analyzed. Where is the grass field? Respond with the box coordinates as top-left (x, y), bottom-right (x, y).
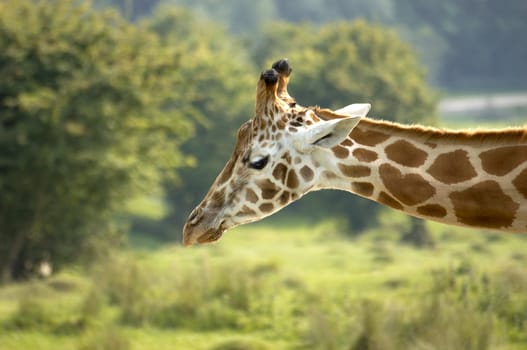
top-left (1, 210), bottom-right (527, 350)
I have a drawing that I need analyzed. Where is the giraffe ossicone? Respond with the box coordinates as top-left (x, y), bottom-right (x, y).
top-left (183, 59), bottom-right (527, 246)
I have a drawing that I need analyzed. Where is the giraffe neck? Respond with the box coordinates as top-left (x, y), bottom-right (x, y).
top-left (313, 118), bottom-right (527, 233)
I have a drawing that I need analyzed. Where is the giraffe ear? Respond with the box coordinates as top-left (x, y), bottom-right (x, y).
top-left (293, 104), bottom-right (369, 152)
top-left (293, 116), bottom-right (361, 152)
top-left (334, 103), bottom-right (371, 118)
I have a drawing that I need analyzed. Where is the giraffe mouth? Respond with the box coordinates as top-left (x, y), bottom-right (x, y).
top-left (196, 221), bottom-right (226, 244)
top-left (196, 228), bottom-right (224, 244)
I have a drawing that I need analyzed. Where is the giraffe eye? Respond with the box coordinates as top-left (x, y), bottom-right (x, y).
top-left (248, 156), bottom-right (269, 170)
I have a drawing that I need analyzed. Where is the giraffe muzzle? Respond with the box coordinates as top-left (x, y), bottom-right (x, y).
top-left (183, 222), bottom-right (225, 246)
top-left (196, 226), bottom-right (225, 244)
top-left (182, 206), bottom-right (226, 246)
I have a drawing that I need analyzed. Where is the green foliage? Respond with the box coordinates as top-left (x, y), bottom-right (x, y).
top-left (89, 254), bottom-right (280, 330)
top-left (167, 0), bottom-right (276, 34)
top-left (395, 0), bottom-right (527, 90)
top-left (209, 338), bottom-right (273, 350)
top-left (402, 268), bottom-right (495, 350)
top-left (7, 298), bottom-right (55, 331)
top-left (3, 221), bottom-right (527, 349)
top-left (0, 0), bottom-right (192, 280)
top-left (78, 326), bottom-right (130, 350)
top-left (169, 0), bottom-right (397, 32)
top-left (169, 0), bottom-right (527, 90)
top-left (94, 0), bottom-right (161, 20)
top-left (4, 281), bottom-right (87, 335)
top-left (89, 254), bottom-right (161, 325)
top-left (1, 221), bottom-right (527, 348)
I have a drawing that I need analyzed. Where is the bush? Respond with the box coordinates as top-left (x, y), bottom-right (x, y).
top-left (87, 254), bottom-right (286, 331)
top-left (351, 300), bottom-right (399, 350)
top-left (6, 298), bottom-right (55, 330)
top-left (0, 0), bottom-right (191, 282)
top-left (78, 326), bottom-right (130, 350)
top-left (209, 338), bottom-right (273, 350)
top-left (89, 256), bottom-right (156, 325)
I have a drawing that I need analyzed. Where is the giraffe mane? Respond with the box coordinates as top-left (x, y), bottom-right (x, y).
top-left (354, 117), bottom-right (527, 146)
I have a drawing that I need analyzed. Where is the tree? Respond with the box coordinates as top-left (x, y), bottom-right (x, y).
top-left (395, 0), bottom-right (527, 90)
top-left (0, 0), bottom-right (192, 281)
top-left (166, 0), bottom-right (276, 34)
top-left (252, 21), bottom-right (438, 235)
top-left (273, 0), bottom-right (395, 24)
top-left (94, 0), bottom-right (162, 20)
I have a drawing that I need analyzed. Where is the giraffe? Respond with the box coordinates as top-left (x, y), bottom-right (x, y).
top-left (183, 59), bottom-right (527, 246)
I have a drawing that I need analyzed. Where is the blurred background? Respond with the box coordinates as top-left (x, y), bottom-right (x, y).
top-left (1, 0), bottom-right (526, 349)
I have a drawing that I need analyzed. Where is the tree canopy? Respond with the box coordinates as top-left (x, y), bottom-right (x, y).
top-left (0, 0), bottom-right (191, 281)
top-left (166, 0), bottom-right (527, 91)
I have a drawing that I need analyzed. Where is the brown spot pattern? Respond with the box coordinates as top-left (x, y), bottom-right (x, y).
top-left (332, 146), bottom-right (350, 159)
top-left (217, 159), bottom-right (235, 185)
top-left (417, 204), bottom-right (447, 218)
top-left (273, 163), bottom-right (287, 183)
top-left (338, 164), bottom-right (371, 178)
top-left (210, 188), bottom-right (226, 209)
top-left (257, 119), bottom-right (267, 129)
top-left (378, 191), bottom-right (404, 210)
top-left (245, 188), bottom-right (258, 203)
top-left (282, 152), bottom-right (292, 163)
top-left (379, 163), bottom-right (436, 206)
top-left (342, 138), bottom-right (354, 147)
top-left (240, 205), bottom-right (256, 216)
top-left (385, 140), bottom-right (428, 167)
top-left (351, 182), bottom-right (374, 197)
top-left (260, 180), bottom-right (280, 199)
top-left (427, 150), bottom-right (477, 184)
top-left (449, 180), bottom-right (519, 229)
top-left (350, 127), bottom-right (390, 146)
top-left (300, 165), bottom-right (314, 182)
top-left (278, 191), bottom-right (290, 205)
top-left (259, 203), bottom-right (274, 213)
top-left (287, 169), bottom-right (299, 188)
top-left (353, 148), bottom-right (378, 163)
top-left (323, 171), bottom-right (337, 180)
top-left (513, 168), bottom-right (527, 199)
top-left (479, 145), bottom-right (527, 176)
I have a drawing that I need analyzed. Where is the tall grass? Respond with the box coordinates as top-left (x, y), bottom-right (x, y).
top-left (1, 219), bottom-right (527, 349)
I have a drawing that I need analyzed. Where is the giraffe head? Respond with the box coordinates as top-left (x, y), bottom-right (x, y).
top-left (183, 59), bottom-right (371, 245)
